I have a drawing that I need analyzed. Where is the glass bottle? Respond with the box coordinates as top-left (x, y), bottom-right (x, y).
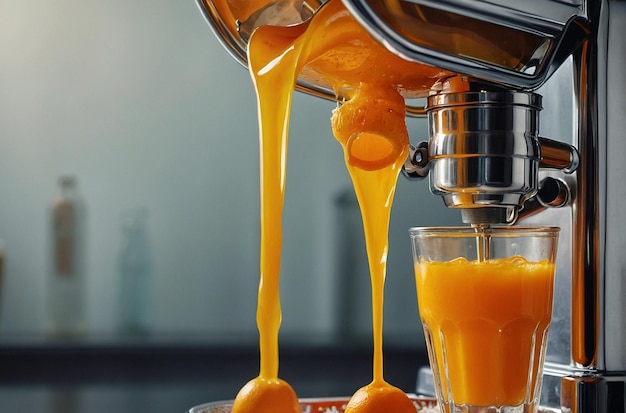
top-left (47, 176), bottom-right (85, 337)
top-left (0, 239), bottom-right (5, 327)
top-left (117, 208), bottom-right (152, 334)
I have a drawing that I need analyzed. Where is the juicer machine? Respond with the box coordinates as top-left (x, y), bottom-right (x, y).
top-left (197, 0), bottom-right (626, 411)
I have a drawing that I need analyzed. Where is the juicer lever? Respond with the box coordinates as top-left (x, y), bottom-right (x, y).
top-left (538, 137), bottom-right (579, 173)
top-left (402, 142), bottom-right (429, 180)
top-left (518, 177), bottom-right (574, 221)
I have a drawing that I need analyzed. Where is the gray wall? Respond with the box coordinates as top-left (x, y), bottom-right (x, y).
top-left (0, 0), bottom-right (460, 343)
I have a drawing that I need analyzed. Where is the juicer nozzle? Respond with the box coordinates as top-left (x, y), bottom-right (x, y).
top-left (404, 83), bottom-right (579, 225)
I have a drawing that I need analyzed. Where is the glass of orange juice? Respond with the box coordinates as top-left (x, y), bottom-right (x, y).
top-left (409, 226), bottom-right (560, 413)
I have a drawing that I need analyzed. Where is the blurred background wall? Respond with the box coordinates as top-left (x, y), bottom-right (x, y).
top-left (0, 0), bottom-right (460, 344)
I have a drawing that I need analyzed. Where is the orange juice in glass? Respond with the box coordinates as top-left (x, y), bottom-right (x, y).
top-left (409, 226), bottom-right (559, 413)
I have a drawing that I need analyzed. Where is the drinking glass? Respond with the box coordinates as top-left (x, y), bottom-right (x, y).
top-left (409, 226), bottom-right (560, 413)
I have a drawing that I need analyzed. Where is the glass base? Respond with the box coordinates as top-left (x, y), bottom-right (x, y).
top-left (439, 402), bottom-right (541, 413)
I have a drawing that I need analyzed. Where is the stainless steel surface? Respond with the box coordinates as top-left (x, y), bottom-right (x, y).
top-left (552, 0), bottom-right (626, 409)
top-left (425, 89), bottom-right (543, 224)
top-left (341, 0), bottom-right (588, 90)
top-left (537, 137), bottom-right (579, 173)
top-left (423, 88), bottom-right (580, 225)
top-left (603, 0), bottom-right (626, 375)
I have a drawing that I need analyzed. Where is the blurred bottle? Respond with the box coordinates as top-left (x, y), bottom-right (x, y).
top-left (47, 176), bottom-right (86, 337)
top-left (117, 208), bottom-right (152, 334)
top-left (0, 240), bottom-right (5, 327)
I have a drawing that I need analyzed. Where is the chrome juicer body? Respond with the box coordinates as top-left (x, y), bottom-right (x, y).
top-left (341, 0), bottom-right (625, 411)
top-left (197, 0), bottom-right (626, 411)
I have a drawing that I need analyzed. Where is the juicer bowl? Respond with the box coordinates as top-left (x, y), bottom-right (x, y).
top-left (188, 396), bottom-right (561, 412)
top-left (188, 396), bottom-right (440, 413)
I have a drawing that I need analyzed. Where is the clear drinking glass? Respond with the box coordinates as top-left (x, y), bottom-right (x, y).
top-left (409, 226), bottom-right (560, 413)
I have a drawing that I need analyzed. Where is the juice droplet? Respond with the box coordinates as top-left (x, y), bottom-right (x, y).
top-left (232, 377), bottom-right (300, 413)
top-left (345, 382), bottom-right (416, 413)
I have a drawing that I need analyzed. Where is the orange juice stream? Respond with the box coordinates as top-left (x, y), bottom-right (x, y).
top-left (331, 82), bottom-right (409, 391)
top-left (415, 257), bottom-right (555, 407)
top-left (234, 0), bottom-right (449, 411)
top-left (248, 25), bottom-right (303, 384)
top-left (341, 142), bottom-right (405, 387)
top-left (230, 9), bottom-right (307, 413)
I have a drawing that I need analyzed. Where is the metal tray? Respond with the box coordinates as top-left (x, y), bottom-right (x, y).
top-left (189, 395), bottom-right (440, 413)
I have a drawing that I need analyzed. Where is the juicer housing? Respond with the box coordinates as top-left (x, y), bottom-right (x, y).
top-left (197, 0), bottom-right (626, 410)
top-left (343, 1), bottom-right (626, 410)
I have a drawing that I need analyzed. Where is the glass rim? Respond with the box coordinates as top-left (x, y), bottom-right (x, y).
top-left (409, 225), bottom-right (560, 238)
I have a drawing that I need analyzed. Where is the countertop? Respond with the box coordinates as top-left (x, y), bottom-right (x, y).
top-left (0, 334), bottom-right (429, 413)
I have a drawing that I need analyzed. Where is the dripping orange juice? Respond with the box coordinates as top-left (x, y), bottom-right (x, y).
top-left (331, 82), bottom-right (415, 413)
top-left (415, 256), bottom-right (556, 408)
top-left (234, 0), bottom-right (449, 411)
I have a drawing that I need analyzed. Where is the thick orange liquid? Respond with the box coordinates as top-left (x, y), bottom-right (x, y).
top-left (415, 257), bottom-right (555, 408)
top-left (235, 0), bottom-right (449, 411)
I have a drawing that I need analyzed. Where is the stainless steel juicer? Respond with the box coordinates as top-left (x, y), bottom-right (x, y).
top-left (197, 0), bottom-right (626, 410)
